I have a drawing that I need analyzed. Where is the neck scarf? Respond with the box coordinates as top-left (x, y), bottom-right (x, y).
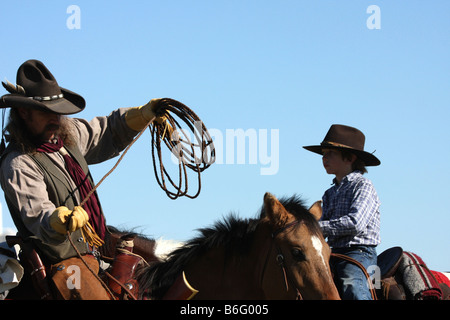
top-left (37, 138), bottom-right (106, 240)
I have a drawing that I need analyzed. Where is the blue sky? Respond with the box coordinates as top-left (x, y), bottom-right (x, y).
top-left (0, 1), bottom-right (449, 271)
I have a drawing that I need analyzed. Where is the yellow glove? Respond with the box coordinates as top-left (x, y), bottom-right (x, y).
top-left (125, 98), bottom-right (174, 139)
top-left (49, 206), bottom-right (89, 235)
top-left (125, 98), bottom-right (162, 131)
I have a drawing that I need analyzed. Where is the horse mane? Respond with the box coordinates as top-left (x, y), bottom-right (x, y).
top-left (106, 225), bottom-right (155, 240)
top-left (136, 194), bottom-right (320, 299)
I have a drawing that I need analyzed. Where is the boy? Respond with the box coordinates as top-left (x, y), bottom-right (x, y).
top-left (303, 124), bottom-right (381, 300)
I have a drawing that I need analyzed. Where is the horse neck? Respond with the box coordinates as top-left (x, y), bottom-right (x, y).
top-left (184, 225), bottom-right (270, 299)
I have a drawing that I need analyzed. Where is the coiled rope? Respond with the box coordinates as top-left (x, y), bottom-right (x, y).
top-left (150, 98), bottom-right (215, 199)
top-left (81, 98), bottom-right (215, 206)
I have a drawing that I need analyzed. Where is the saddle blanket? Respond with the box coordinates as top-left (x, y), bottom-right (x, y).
top-left (398, 251), bottom-right (442, 300)
top-left (431, 271), bottom-right (450, 287)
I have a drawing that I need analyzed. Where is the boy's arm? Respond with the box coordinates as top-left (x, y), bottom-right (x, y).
top-left (319, 181), bottom-right (379, 237)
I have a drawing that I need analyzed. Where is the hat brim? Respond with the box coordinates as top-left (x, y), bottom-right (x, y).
top-left (0, 87), bottom-right (85, 115)
top-left (303, 145), bottom-right (381, 166)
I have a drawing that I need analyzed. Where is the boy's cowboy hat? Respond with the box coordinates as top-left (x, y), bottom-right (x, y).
top-left (0, 59), bottom-right (85, 115)
top-left (303, 124), bottom-right (380, 166)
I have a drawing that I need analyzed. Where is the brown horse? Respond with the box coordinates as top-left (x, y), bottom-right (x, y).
top-left (136, 193), bottom-right (340, 299)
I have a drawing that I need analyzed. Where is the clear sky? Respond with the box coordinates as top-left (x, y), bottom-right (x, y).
top-left (0, 1), bottom-right (449, 271)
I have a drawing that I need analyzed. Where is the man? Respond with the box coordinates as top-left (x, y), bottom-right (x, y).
top-left (0, 59), bottom-right (160, 299)
top-left (303, 124), bottom-right (381, 299)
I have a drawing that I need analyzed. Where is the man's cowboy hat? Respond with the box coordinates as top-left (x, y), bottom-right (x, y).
top-left (303, 124), bottom-right (380, 166)
top-left (0, 59), bottom-right (85, 115)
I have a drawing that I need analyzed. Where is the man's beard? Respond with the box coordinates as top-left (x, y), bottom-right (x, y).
top-left (36, 123), bottom-right (61, 142)
top-left (6, 110), bottom-right (74, 153)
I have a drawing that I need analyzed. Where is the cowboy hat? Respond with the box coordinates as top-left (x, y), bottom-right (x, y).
top-left (303, 124), bottom-right (380, 166)
top-left (0, 59), bottom-right (85, 115)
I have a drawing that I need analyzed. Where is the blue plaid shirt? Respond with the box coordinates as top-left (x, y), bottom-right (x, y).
top-left (319, 171), bottom-right (381, 248)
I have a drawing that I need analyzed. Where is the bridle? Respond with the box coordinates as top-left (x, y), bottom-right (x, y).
top-left (261, 219), bottom-right (376, 300)
top-left (260, 219), bottom-right (303, 300)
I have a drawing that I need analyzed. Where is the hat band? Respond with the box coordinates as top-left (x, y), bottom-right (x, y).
top-left (28, 93), bottom-right (64, 102)
top-left (321, 141), bottom-right (356, 149)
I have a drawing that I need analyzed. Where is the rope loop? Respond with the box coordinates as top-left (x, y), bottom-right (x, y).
top-left (81, 98), bottom-right (215, 205)
top-left (150, 98), bottom-right (215, 199)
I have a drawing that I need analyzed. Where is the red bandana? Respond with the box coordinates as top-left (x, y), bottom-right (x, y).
top-left (37, 139), bottom-right (106, 240)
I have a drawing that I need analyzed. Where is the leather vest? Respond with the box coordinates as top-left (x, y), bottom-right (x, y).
top-left (3, 143), bottom-right (105, 264)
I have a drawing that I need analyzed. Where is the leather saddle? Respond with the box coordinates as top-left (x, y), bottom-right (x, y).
top-left (377, 246), bottom-right (403, 279)
top-left (376, 247), bottom-right (450, 300)
top-left (376, 246), bottom-right (406, 300)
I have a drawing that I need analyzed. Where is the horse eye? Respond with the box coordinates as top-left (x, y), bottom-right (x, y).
top-left (291, 248), bottom-right (306, 261)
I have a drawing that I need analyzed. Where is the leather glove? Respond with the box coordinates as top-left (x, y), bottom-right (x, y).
top-left (49, 206), bottom-right (89, 234)
top-left (125, 98), bottom-right (163, 131)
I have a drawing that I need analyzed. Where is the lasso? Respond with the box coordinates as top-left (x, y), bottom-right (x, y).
top-left (149, 98), bottom-right (215, 199)
top-left (81, 98), bottom-right (215, 206)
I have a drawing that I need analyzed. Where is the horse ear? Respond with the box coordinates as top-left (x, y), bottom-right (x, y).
top-left (308, 200), bottom-right (322, 221)
top-left (263, 192), bottom-right (290, 228)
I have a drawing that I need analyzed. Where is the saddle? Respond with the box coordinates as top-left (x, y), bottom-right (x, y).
top-left (6, 235), bottom-right (112, 300)
top-left (6, 234), bottom-right (141, 300)
top-left (376, 246), bottom-right (406, 300)
top-left (106, 234), bottom-right (146, 300)
top-left (377, 247), bottom-right (449, 300)
top-left (6, 234), bottom-right (199, 300)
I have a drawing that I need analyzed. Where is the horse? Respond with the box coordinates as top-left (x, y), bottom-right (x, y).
top-left (136, 193), bottom-right (341, 300)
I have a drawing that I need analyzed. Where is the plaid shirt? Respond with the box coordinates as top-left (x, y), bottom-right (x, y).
top-left (319, 171), bottom-right (381, 248)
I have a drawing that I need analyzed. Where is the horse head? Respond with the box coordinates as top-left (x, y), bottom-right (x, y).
top-left (260, 193), bottom-right (340, 300)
